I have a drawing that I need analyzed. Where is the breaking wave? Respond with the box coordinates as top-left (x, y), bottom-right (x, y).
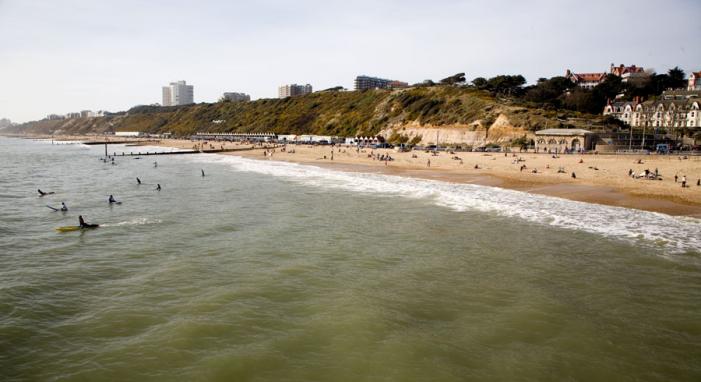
top-left (183, 154), bottom-right (701, 254)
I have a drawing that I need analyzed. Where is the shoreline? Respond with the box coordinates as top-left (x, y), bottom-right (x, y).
top-left (229, 152), bottom-right (701, 218)
top-left (5, 134), bottom-right (701, 217)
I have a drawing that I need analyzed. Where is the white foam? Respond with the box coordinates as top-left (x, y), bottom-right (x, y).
top-left (182, 154), bottom-right (701, 254)
top-left (102, 218), bottom-right (162, 227)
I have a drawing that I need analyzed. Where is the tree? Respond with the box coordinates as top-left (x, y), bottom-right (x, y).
top-left (486, 75), bottom-right (526, 96)
top-left (472, 77), bottom-right (488, 89)
top-left (440, 72), bottom-right (466, 86)
top-left (524, 76), bottom-right (574, 106)
top-left (667, 66), bottom-right (686, 89)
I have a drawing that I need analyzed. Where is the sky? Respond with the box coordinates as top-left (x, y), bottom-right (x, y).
top-left (0, 0), bottom-right (699, 123)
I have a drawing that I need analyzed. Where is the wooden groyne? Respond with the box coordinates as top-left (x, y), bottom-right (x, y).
top-left (109, 146), bottom-right (262, 157)
top-left (82, 140), bottom-right (158, 146)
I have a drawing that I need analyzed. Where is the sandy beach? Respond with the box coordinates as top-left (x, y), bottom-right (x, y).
top-left (138, 138), bottom-right (701, 217)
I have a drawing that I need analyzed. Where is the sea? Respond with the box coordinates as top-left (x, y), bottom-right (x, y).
top-left (1, 136), bottom-right (700, 381)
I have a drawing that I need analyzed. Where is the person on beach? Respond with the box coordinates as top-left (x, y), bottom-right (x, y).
top-left (137, 177), bottom-right (141, 185)
top-left (675, 174), bottom-right (678, 183)
top-left (156, 184), bottom-right (161, 191)
top-left (572, 172), bottom-right (576, 179)
top-left (60, 202), bottom-right (68, 212)
top-left (681, 176), bottom-right (687, 188)
top-left (201, 169), bottom-right (205, 177)
top-left (154, 161), bottom-right (158, 168)
top-left (427, 159), bottom-right (431, 168)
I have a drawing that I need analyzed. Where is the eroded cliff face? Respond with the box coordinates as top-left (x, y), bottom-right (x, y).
top-left (381, 114), bottom-right (529, 146)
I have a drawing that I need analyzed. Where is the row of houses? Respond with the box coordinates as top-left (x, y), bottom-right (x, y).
top-left (603, 90), bottom-right (701, 129)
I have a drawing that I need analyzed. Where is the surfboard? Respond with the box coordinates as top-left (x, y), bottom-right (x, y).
top-left (56, 225), bottom-right (99, 232)
top-left (46, 205), bottom-right (59, 211)
top-left (56, 226), bottom-right (81, 232)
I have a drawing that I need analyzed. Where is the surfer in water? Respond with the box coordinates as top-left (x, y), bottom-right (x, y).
top-left (37, 189), bottom-right (54, 196)
top-left (108, 195), bottom-right (119, 204)
top-left (154, 161), bottom-right (158, 168)
top-left (156, 184), bottom-right (161, 191)
top-left (137, 177), bottom-right (141, 185)
top-left (201, 169), bottom-right (205, 177)
top-left (78, 215), bottom-right (99, 229)
top-left (60, 202), bottom-right (68, 211)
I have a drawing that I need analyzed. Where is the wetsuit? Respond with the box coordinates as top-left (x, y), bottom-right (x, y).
top-left (79, 216), bottom-right (98, 229)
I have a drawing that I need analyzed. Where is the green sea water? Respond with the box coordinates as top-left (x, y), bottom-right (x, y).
top-left (1, 137), bottom-right (700, 381)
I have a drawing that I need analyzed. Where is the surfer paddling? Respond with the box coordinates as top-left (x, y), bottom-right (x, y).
top-left (78, 215), bottom-right (99, 229)
top-left (37, 189), bottom-right (54, 197)
top-left (108, 195), bottom-right (121, 204)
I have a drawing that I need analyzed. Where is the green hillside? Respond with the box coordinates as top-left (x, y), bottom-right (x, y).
top-left (7, 87), bottom-right (605, 138)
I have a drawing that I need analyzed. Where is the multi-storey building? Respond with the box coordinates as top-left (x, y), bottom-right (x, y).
top-left (603, 90), bottom-right (701, 130)
top-left (688, 71), bottom-right (701, 91)
top-left (566, 63), bottom-right (648, 89)
top-left (354, 75), bottom-right (409, 91)
top-left (278, 84), bottom-right (312, 98)
top-left (162, 81), bottom-right (194, 106)
top-left (222, 92), bottom-right (251, 102)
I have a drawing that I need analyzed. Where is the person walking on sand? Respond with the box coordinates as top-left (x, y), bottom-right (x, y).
top-left (675, 174), bottom-right (678, 183)
top-left (681, 176), bottom-right (687, 188)
top-left (572, 172), bottom-right (576, 179)
top-left (427, 159), bottom-right (431, 168)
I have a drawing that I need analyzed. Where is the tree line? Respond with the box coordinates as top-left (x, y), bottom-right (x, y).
top-left (426, 67), bottom-right (689, 115)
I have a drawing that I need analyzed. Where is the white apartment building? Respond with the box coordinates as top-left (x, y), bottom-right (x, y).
top-left (162, 81), bottom-right (194, 106)
top-left (278, 84), bottom-right (312, 98)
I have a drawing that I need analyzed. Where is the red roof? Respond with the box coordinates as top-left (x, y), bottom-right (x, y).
top-left (573, 72), bottom-right (606, 83)
top-left (610, 64), bottom-right (645, 76)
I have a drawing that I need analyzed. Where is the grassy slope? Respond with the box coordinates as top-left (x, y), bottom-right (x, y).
top-left (8, 87), bottom-right (602, 137)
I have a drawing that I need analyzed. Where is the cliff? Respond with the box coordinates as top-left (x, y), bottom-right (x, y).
top-left (7, 86), bottom-right (605, 144)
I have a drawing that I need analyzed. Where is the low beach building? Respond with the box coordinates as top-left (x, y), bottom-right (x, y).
top-left (534, 129), bottom-right (595, 152)
top-left (115, 131), bottom-right (146, 137)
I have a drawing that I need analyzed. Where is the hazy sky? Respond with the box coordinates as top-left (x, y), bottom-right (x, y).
top-left (1, 0), bottom-right (699, 122)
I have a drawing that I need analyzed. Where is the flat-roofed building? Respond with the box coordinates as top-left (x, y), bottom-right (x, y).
top-left (535, 128), bottom-right (595, 152)
top-left (278, 84), bottom-right (312, 98)
top-left (354, 75), bottom-right (408, 91)
top-left (162, 81), bottom-right (194, 106)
